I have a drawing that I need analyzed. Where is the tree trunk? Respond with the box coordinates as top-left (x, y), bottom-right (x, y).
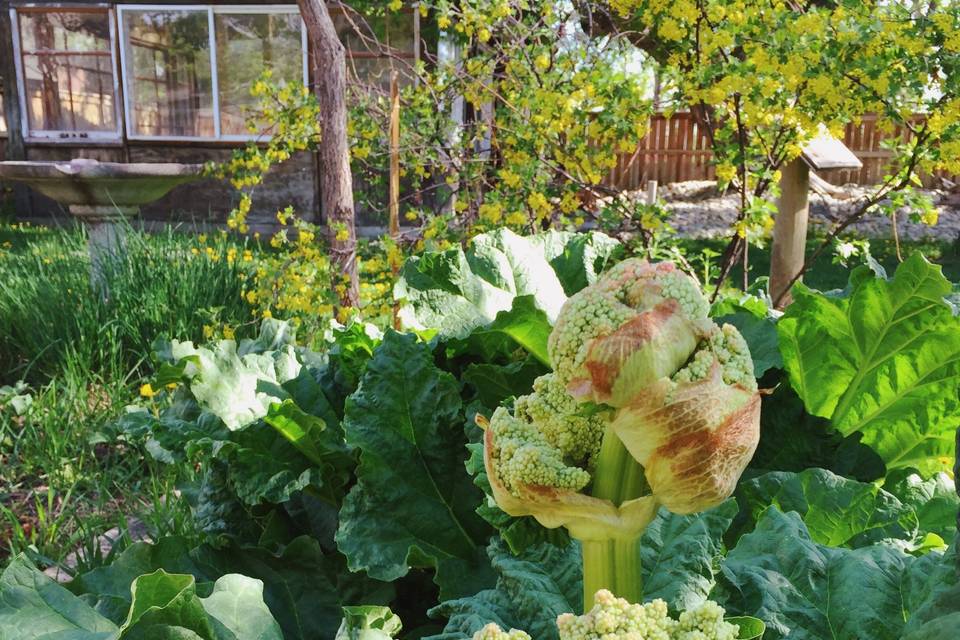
top-left (298, 0), bottom-right (359, 309)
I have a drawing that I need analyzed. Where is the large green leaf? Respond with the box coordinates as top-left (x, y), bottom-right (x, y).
top-left (165, 338), bottom-right (299, 431)
top-left (0, 555), bottom-right (119, 639)
top-left (0, 558), bottom-right (283, 640)
top-left (426, 539), bottom-right (581, 640)
top-left (714, 507), bottom-right (959, 640)
top-left (118, 571), bottom-right (214, 639)
top-left (456, 296), bottom-right (553, 366)
top-left (200, 423), bottom-right (327, 508)
top-left (524, 230), bottom-right (623, 296)
top-left (335, 332), bottom-right (494, 600)
top-left (778, 253), bottom-right (960, 475)
top-left (395, 229), bottom-right (619, 341)
top-left (640, 500), bottom-right (738, 611)
top-left (199, 574), bottom-right (284, 640)
top-left (334, 606), bottom-right (402, 640)
top-left (900, 543), bottom-right (960, 639)
top-left (71, 535), bottom-right (393, 640)
top-left (885, 470), bottom-right (959, 546)
top-left (68, 537), bottom-right (206, 623)
top-left (734, 468), bottom-right (918, 548)
top-left (193, 537), bottom-right (394, 640)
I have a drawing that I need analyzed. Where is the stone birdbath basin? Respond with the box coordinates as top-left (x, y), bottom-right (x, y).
top-left (0, 158), bottom-right (204, 288)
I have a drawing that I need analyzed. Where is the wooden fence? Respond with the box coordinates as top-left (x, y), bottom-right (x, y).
top-left (604, 113), bottom-right (955, 189)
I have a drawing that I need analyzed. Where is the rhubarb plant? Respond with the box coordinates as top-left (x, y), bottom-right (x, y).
top-left (480, 258), bottom-right (761, 606)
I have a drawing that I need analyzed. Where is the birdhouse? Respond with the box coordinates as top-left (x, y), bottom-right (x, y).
top-left (800, 129), bottom-right (863, 172)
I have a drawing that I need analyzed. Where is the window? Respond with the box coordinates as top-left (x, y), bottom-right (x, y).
top-left (331, 5), bottom-right (418, 91)
top-left (118, 5), bottom-right (305, 141)
top-left (214, 9), bottom-right (305, 137)
top-left (12, 7), bottom-right (120, 140)
top-left (9, 4), bottom-right (419, 143)
top-left (120, 7), bottom-right (215, 138)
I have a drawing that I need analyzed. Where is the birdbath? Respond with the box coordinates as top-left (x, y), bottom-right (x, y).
top-left (0, 158), bottom-right (204, 291)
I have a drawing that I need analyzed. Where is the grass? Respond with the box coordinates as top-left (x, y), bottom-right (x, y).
top-left (0, 223), bottom-right (258, 384)
top-left (0, 369), bottom-right (196, 571)
top-left (0, 222), bottom-right (256, 569)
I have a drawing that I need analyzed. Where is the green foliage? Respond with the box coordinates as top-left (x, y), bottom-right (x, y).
top-left (639, 501), bottom-right (739, 612)
top-left (67, 535), bottom-right (394, 640)
top-left (748, 383), bottom-right (885, 482)
top-left (713, 508), bottom-right (959, 640)
top-left (885, 470), bottom-right (960, 547)
top-left (733, 468), bottom-right (948, 549)
top-left (395, 229), bottom-right (621, 342)
top-left (335, 606), bottom-right (403, 640)
top-left (429, 501), bottom-right (740, 640)
top-left (778, 253), bottom-right (960, 476)
top-left (5, 223), bottom-right (960, 640)
top-left (336, 332), bottom-right (495, 600)
top-left (0, 554), bottom-right (284, 640)
top-left (427, 538), bottom-right (582, 640)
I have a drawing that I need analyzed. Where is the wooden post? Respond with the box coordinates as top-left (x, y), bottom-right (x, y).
top-left (646, 180), bottom-right (658, 205)
top-left (389, 71), bottom-right (401, 330)
top-left (770, 157), bottom-right (810, 308)
top-left (389, 72), bottom-right (400, 239)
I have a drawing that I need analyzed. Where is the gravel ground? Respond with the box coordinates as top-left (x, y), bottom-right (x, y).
top-left (647, 180), bottom-right (960, 242)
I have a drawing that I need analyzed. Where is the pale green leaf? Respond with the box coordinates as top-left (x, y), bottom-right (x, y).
top-left (778, 254), bottom-right (960, 475)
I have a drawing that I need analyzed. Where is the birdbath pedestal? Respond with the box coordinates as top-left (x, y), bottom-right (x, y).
top-left (0, 158), bottom-right (204, 290)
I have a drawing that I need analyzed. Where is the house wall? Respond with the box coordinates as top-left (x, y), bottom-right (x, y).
top-left (1, 1), bottom-right (418, 230)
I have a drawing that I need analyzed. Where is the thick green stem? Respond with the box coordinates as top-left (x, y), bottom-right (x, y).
top-left (581, 536), bottom-right (643, 608)
top-left (591, 427), bottom-right (648, 506)
top-left (580, 428), bottom-right (649, 608)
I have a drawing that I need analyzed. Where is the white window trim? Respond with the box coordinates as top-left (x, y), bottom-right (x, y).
top-left (10, 6), bottom-right (124, 142)
top-left (117, 3), bottom-right (308, 143)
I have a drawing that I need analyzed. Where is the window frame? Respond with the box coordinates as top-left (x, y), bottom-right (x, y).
top-left (10, 4), bottom-right (124, 143)
top-left (117, 3), bottom-right (308, 143)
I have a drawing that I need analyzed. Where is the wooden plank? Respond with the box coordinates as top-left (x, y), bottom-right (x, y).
top-left (676, 115), bottom-right (689, 181)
